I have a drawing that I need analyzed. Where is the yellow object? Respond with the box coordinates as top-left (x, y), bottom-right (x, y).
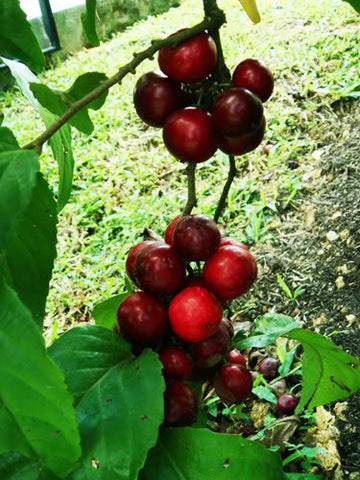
top-left (238, 0), bottom-right (261, 23)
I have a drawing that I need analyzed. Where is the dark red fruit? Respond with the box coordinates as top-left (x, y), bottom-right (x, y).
top-left (232, 58), bottom-right (274, 103)
top-left (219, 237), bottom-right (249, 252)
top-left (173, 214), bottom-right (220, 261)
top-left (116, 292), bottom-right (168, 346)
top-left (203, 245), bottom-right (257, 300)
top-left (218, 116), bottom-right (266, 156)
top-left (277, 394), bottom-right (299, 414)
top-left (134, 242), bottom-right (185, 294)
top-left (159, 345), bottom-right (193, 379)
top-left (169, 286), bottom-right (223, 342)
top-left (227, 349), bottom-right (247, 366)
top-left (213, 364), bottom-right (253, 403)
top-left (126, 240), bottom-right (157, 281)
top-left (163, 107), bottom-right (219, 163)
top-left (221, 317), bottom-right (234, 338)
top-left (258, 357), bottom-right (280, 379)
top-left (164, 381), bottom-right (198, 426)
top-left (133, 72), bottom-right (186, 127)
top-left (165, 214), bottom-right (182, 246)
top-left (158, 32), bottom-right (217, 83)
top-left (190, 321), bottom-right (231, 369)
top-left (212, 87), bottom-right (263, 137)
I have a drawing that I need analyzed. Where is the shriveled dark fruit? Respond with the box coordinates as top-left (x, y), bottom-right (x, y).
top-left (258, 357), bottom-right (280, 379)
top-left (277, 394), bottom-right (299, 414)
top-left (232, 58), bottom-right (274, 103)
top-left (190, 321), bottom-right (231, 369)
top-left (133, 72), bottom-right (186, 127)
top-left (218, 116), bottom-right (266, 156)
top-left (219, 237), bottom-right (249, 252)
top-left (213, 364), bottom-right (253, 403)
top-left (125, 240), bottom-right (157, 281)
top-left (117, 292), bottom-right (168, 346)
top-left (164, 214), bottom-right (182, 246)
top-left (227, 349), bottom-right (247, 366)
top-left (221, 317), bottom-right (234, 338)
top-left (173, 214), bottom-right (221, 261)
top-left (134, 242), bottom-right (185, 294)
top-left (169, 286), bottom-right (223, 342)
top-left (212, 87), bottom-right (263, 137)
top-left (159, 345), bottom-right (193, 379)
top-left (164, 381), bottom-right (198, 426)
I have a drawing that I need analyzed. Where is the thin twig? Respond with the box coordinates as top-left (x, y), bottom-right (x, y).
top-left (213, 155), bottom-right (237, 222)
top-left (183, 163), bottom-right (197, 215)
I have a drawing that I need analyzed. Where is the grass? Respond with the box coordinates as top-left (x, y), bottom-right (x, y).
top-left (1, 0), bottom-right (359, 342)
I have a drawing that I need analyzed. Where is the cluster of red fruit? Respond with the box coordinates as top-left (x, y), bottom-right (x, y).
top-left (133, 31), bottom-right (274, 163)
top-left (115, 213), bottom-right (258, 426)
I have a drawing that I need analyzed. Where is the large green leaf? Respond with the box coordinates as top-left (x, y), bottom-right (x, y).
top-left (0, 453), bottom-right (40, 480)
top-left (92, 292), bottom-right (129, 329)
top-left (285, 474), bottom-right (323, 480)
top-left (0, 0), bottom-right (45, 72)
top-left (343, 0), bottom-right (360, 14)
top-left (140, 427), bottom-right (285, 479)
top-left (0, 127), bottom-right (20, 153)
top-left (2, 173), bottom-right (57, 328)
top-left (49, 326), bottom-right (165, 480)
top-left (0, 282), bottom-right (81, 477)
top-left (286, 329), bottom-right (360, 412)
top-left (0, 149), bottom-right (39, 253)
top-left (81, 0), bottom-right (100, 47)
top-left (2, 58), bottom-right (74, 211)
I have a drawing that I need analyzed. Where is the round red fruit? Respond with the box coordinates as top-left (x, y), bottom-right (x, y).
top-left (169, 286), bottom-right (222, 342)
top-left (133, 72), bottom-right (186, 127)
top-left (158, 32), bottom-right (217, 83)
top-left (212, 87), bottom-right (263, 137)
top-left (277, 394), bottom-right (299, 414)
top-left (203, 245), bottom-right (257, 300)
top-left (116, 292), bottom-right (168, 346)
top-left (227, 349), bottom-right (247, 366)
top-left (164, 381), bottom-right (198, 426)
top-left (134, 242), bottom-right (185, 294)
top-left (126, 240), bottom-right (157, 281)
top-left (173, 214), bottom-right (220, 261)
top-left (232, 58), bottom-right (274, 103)
top-left (159, 345), bottom-right (193, 379)
top-left (219, 116), bottom-right (266, 156)
top-left (214, 364), bottom-right (253, 403)
top-left (163, 107), bottom-right (219, 163)
top-left (219, 237), bottom-right (249, 252)
top-left (164, 214), bottom-right (182, 246)
top-left (190, 321), bottom-right (230, 368)
top-left (258, 357), bottom-right (280, 379)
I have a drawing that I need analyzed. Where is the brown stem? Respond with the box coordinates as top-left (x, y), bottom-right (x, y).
top-left (183, 163), bottom-right (197, 215)
top-left (22, 12), bottom-right (226, 151)
top-left (213, 155), bottom-right (237, 222)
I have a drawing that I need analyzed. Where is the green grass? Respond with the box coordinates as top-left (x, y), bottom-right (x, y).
top-left (1, 0), bottom-right (359, 341)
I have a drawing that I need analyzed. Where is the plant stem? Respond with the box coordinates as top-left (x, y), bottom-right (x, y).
top-left (183, 164), bottom-right (197, 215)
top-left (22, 13), bottom-right (225, 151)
top-left (213, 155), bottom-right (237, 222)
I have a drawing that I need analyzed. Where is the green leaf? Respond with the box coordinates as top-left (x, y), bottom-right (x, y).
top-left (285, 474), bottom-right (323, 480)
top-left (140, 427), bottom-right (285, 480)
top-left (81, 0), bottom-right (100, 47)
top-left (285, 329), bottom-right (360, 411)
top-left (342, 0), bottom-right (360, 14)
top-left (0, 149), bottom-right (39, 253)
top-left (276, 273), bottom-right (293, 300)
top-left (0, 453), bottom-right (40, 480)
top-left (49, 326), bottom-right (165, 480)
top-left (0, 281), bottom-right (81, 477)
top-left (92, 292), bottom-right (129, 329)
top-left (0, 0), bottom-right (45, 72)
top-left (253, 385), bottom-right (277, 403)
top-left (67, 72), bottom-right (108, 110)
top-left (0, 127), bottom-right (20, 152)
top-left (2, 173), bottom-right (57, 328)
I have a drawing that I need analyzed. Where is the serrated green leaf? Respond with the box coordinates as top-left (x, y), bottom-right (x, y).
top-left (0, 281), bottom-right (81, 477)
top-left (0, 0), bottom-right (45, 72)
top-left (140, 427), bottom-right (285, 479)
top-left (2, 173), bottom-right (57, 328)
top-left (0, 149), bottom-right (39, 253)
top-left (92, 292), bottom-right (129, 329)
top-left (0, 127), bottom-right (20, 153)
top-left (81, 0), bottom-right (100, 47)
top-left (253, 385), bottom-right (278, 403)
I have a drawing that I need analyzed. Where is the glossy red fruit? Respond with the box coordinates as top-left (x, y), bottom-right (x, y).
top-left (227, 349), bottom-right (247, 366)
top-left (126, 240), bottom-right (157, 281)
top-left (190, 321), bottom-right (230, 368)
top-left (164, 381), bottom-right (198, 426)
top-left (158, 32), bottom-right (217, 83)
top-left (212, 87), bottom-right (263, 137)
top-left (277, 394), bottom-right (299, 414)
top-left (213, 364), bottom-right (253, 403)
top-left (173, 214), bottom-right (220, 261)
top-left (219, 116), bottom-right (266, 156)
top-left (221, 317), bottom-right (234, 338)
top-left (165, 214), bottom-right (182, 246)
top-left (134, 242), bottom-right (185, 294)
top-left (258, 357), bottom-right (280, 379)
top-left (133, 72), bottom-right (186, 127)
top-left (117, 292), bottom-right (168, 346)
top-left (159, 345), bottom-right (193, 379)
top-left (169, 286), bottom-right (223, 342)
top-left (219, 237), bottom-right (249, 252)
top-left (232, 58), bottom-right (274, 103)
top-left (163, 107), bottom-right (219, 163)
top-left (203, 245), bottom-right (257, 300)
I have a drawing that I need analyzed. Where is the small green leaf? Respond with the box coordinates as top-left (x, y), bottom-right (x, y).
top-left (278, 345), bottom-right (297, 377)
top-left (67, 72), bottom-right (108, 110)
top-left (81, 0), bottom-right (100, 47)
top-left (253, 385), bottom-right (278, 403)
top-left (92, 292), bottom-right (129, 329)
top-left (276, 273), bottom-right (293, 300)
top-left (0, 127), bottom-right (20, 152)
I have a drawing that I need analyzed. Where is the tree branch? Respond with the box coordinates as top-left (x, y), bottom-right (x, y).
top-left (22, 11), bottom-right (226, 151)
top-left (183, 163), bottom-right (197, 215)
top-left (213, 155), bottom-right (237, 222)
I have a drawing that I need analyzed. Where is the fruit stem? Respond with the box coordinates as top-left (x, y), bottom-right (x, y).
top-left (213, 155), bottom-right (237, 222)
top-left (183, 163), bottom-right (197, 215)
